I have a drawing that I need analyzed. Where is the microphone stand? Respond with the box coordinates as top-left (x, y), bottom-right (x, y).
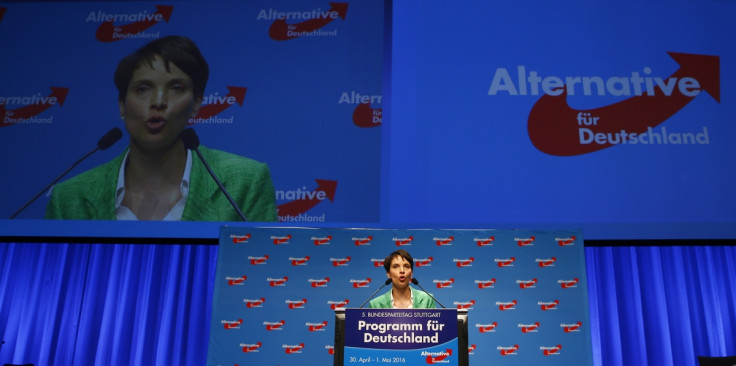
top-left (412, 278), bottom-right (446, 308)
top-left (359, 279), bottom-right (392, 308)
top-left (9, 127), bottom-right (122, 219)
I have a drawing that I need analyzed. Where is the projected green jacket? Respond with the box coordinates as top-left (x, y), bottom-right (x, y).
top-left (368, 287), bottom-right (437, 309)
top-left (45, 146), bottom-right (278, 222)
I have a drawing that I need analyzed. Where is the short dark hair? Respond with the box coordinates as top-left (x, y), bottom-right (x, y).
top-left (383, 249), bottom-right (414, 273)
top-left (114, 35), bottom-right (209, 102)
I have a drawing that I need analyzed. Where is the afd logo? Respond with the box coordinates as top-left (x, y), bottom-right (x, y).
top-left (495, 257), bottom-right (515, 268)
top-left (222, 319), bottom-right (243, 329)
top-left (249, 255), bottom-right (268, 265)
top-left (515, 236), bottom-right (535, 246)
top-left (0, 7), bottom-right (6, 23)
top-left (314, 236), bottom-right (333, 245)
top-left (475, 236), bottom-right (495, 247)
top-left (519, 322), bottom-right (540, 333)
top-left (561, 322), bottom-right (583, 333)
top-left (226, 275), bottom-right (247, 286)
top-left (272, 235), bottom-right (292, 244)
top-left (498, 345), bottom-right (519, 356)
top-left (1, 87), bottom-right (68, 127)
top-left (393, 236), bottom-right (414, 246)
top-left (475, 279), bottom-right (496, 289)
top-left (415, 257), bottom-right (433, 267)
top-left (268, 277), bottom-right (288, 287)
top-left (539, 300), bottom-right (560, 311)
top-left (559, 278), bottom-right (579, 289)
top-left (264, 320), bottom-right (285, 331)
top-left (537, 257), bottom-right (557, 268)
top-left (286, 299), bottom-right (307, 309)
top-left (517, 278), bottom-right (538, 289)
top-left (190, 87), bottom-right (247, 125)
top-left (277, 180), bottom-right (338, 222)
top-left (328, 299), bottom-right (349, 310)
top-left (351, 278), bottom-right (371, 288)
top-left (488, 53), bottom-right (720, 156)
top-left (352, 101), bottom-right (382, 128)
top-left (260, 3), bottom-right (348, 41)
top-left (307, 321), bottom-right (328, 332)
top-left (283, 343), bottom-right (305, 354)
top-left (231, 233), bottom-right (251, 243)
top-left (353, 236), bottom-right (373, 246)
top-left (422, 349), bottom-right (453, 364)
top-left (340, 91), bottom-right (383, 128)
top-left (496, 300), bottom-right (517, 311)
top-left (433, 236), bottom-right (454, 246)
top-left (434, 278), bottom-right (454, 288)
top-left (454, 300), bottom-right (475, 310)
top-left (241, 342), bottom-right (262, 353)
top-left (244, 298), bottom-right (265, 308)
top-left (290, 256), bottom-right (310, 266)
top-left (476, 322), bottom-right (497, 333)
top-left (87, 5), bottom-right (173, 42)
top-left (454, 257), bottom-right (474, 267)
top-left (310, 277), bottom-right (330, 288)
top-left (557, 236), bottom-right (576, 246)
top-left (331, 256), bottom-right (350, 266)
top-left (541, 345), bottom-right (562, 356)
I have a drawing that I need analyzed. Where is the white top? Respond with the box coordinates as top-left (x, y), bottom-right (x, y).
top-left (114, 149), bottom-right (192, 221)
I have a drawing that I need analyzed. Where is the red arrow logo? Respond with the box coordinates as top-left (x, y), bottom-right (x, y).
top-left (224, 319), bottom-right (243, 329)
top-left (308, 321), bottom-right (328, 332)
top-left (278, 179), bottom-right (337, 217)
top-left (0, 7), bottom-right (7, 23)
top-left (269, 2), bottom-right (348, 41)
top-left (353, 102), bottom-right (382, 128)
top-left (242, 342), bottom-right (262, 353)
top-left (284, 343), bottom-right (305, 354)
top-left (265, 320), bottom-right (286, 330)
top-left (426, 349), bottom-right (453, 364)
top-left (232, 233), bottom-right (251, 243)
top-left (190, 86), bottom-right (247, 124)
top-left (1, 87), bottom-right (68, 128)
top-left (543, 345), bottom-right (562, 356)
top-left (95, 5), bottom-right (173, 42)
top-left (528, 52), bottom-right (719, 156)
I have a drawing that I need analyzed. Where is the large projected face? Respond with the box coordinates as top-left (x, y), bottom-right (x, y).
top-left (120, 56), bottom-right (200, 155)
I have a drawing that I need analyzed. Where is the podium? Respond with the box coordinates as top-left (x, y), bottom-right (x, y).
top-left (333, 308), bottom-right (469, 366)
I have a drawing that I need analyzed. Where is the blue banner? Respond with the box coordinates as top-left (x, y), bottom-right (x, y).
top-left (344, 308), bottom-right (458, 366)
top-left (207, 226), bottom-right (593, 365)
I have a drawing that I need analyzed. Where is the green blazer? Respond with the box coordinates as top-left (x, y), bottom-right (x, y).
top-left (45, 146), bottom-right (278, 222)
top-left (368, 287), bottom-right (437, 309)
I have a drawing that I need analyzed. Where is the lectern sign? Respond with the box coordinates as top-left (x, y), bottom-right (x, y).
top-left (344, 308), bottom-right (458, 365)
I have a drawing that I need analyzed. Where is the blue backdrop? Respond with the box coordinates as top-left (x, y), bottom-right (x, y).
top-left (1, 239), bottom-right (734, 365)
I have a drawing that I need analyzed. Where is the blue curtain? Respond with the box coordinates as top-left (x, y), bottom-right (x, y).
top-left (1, 242), bottom-right (734, 365)
top-left (585, 245), bottom-right (736, 366)
top-left (0, 242), bottom-right (217, 365)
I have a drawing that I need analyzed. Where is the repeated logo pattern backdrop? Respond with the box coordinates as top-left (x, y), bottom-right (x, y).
top-left (208, 227), bottom-right (593, 365)
top-left (0, 0), bottom-right (383, 223)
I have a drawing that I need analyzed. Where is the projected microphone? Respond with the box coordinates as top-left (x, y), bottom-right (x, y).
top-left (412, 278), bottom-right (446, 308)
top-left (358, 279), bottom-right (392, 308)
top-left (9, 127), bottom-right (123, 219)
top-left (180, 128), bottom-right (247, 222)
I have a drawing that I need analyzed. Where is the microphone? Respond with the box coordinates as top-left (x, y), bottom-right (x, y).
top-left (358, 279), bottom-right (392, 308)
top-left (9, 127), bottom-right (123, 219)
top-left (180, 128), bottom-right (247, 221)
top-left (411, 278), bottom-right (446, 308)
